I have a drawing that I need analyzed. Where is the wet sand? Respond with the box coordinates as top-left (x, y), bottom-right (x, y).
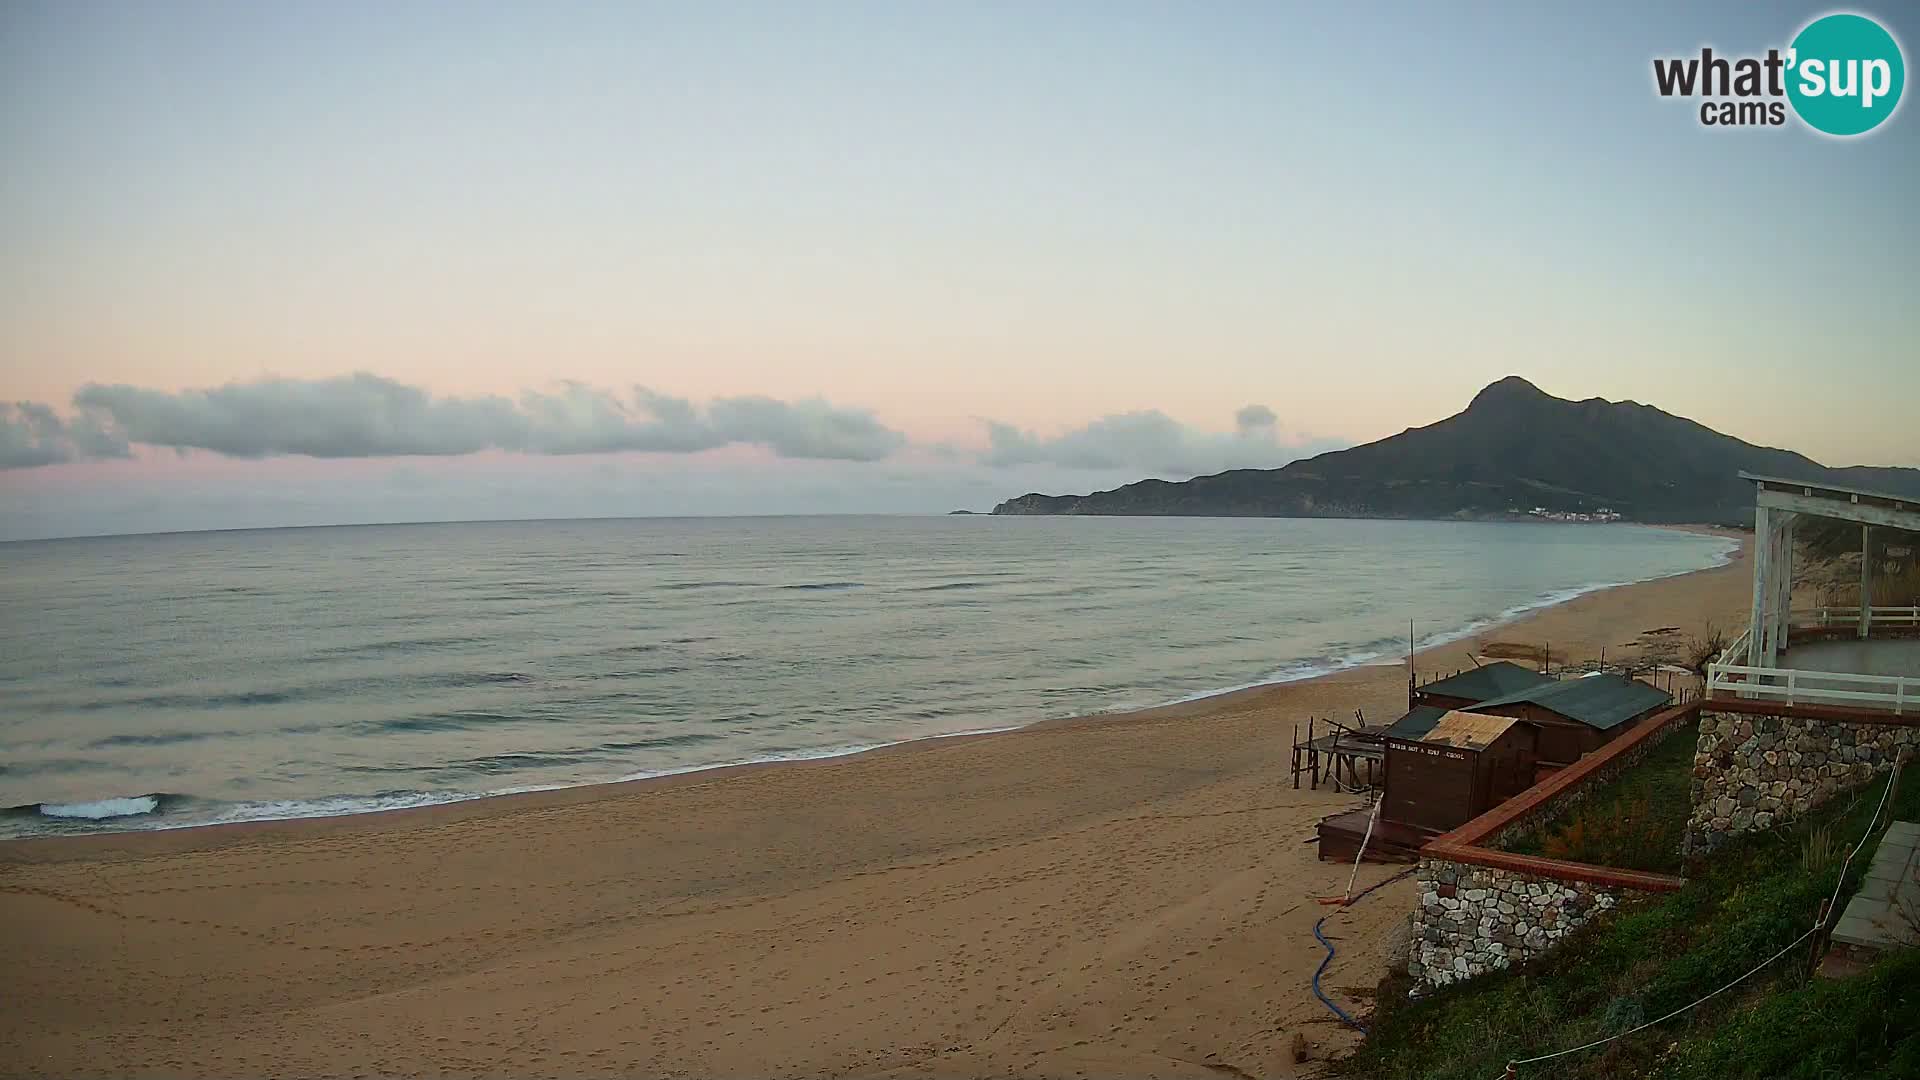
top-left (0, 529), bottom-right (1752, 1079)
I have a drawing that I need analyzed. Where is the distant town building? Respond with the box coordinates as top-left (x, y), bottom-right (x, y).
top-left (1524, 506), bottom-right (1622, 523)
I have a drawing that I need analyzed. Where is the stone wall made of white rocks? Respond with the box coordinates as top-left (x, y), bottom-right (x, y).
top-left (1684, 710), bottom-right (1920, 854)
top-left (1409, 859), bottom-right (1619, 988)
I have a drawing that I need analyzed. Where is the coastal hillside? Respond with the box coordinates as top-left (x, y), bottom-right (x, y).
top-left (992, 377), bottom-right (1920, 524)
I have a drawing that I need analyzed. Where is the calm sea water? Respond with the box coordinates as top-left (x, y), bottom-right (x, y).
top-left (0, 516), bottom-right (1731, 837)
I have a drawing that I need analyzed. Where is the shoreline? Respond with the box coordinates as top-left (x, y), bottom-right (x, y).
top-left (0, 526), bottom-right (1757, 1079)
top-left (2, 525), bottom-right (1747, 862)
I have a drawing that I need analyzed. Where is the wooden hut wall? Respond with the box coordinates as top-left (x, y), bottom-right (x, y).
top-left (1471, 702), bottom-right (1600, 763)
top-left (1477, 724), bottom-right (1540, 806)
top-left (1410, 691), bottom-right (1481, 712)
top-left (1383, 739), bottom-right (1478, 833)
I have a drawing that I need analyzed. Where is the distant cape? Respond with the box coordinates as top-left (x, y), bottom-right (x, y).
top-left (991, 377), bottom-right (1920, 524)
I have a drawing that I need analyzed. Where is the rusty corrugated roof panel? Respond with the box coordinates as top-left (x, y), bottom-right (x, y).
top-left (1421, 710), bottom-right (1522, 751)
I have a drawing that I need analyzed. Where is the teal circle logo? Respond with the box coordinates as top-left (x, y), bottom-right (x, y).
top-left (1786, 13), bottom-right (1905, 136)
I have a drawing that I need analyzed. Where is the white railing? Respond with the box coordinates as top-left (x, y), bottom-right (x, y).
top-left (1722, 625), bottom-right (1752, 666)
top-left (1706, 664), bottom-right (1913, 715)
top-left (1707, 609), bottom-right (1917, 713)
top-left (1788, 606), bottom-right (1920, 629)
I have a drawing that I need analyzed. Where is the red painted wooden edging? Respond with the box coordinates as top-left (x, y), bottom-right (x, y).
top-left (1417, 700), bottom-right (1701, 894)
top-left (1422, 842), bottom-right (1687, 893)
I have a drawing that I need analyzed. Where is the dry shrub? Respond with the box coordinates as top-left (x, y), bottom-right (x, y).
top-left (1684, 621), bottom-right (1728, 675)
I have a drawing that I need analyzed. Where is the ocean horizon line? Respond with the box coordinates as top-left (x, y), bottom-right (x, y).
top-left (0, 510), bottom-right (1728, 547)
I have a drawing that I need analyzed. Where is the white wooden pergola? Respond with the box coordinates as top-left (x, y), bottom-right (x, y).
top-left (1711, 472), bottom-right (1920, 714)
top-left (1743, 472), bottom-right (1920, 664)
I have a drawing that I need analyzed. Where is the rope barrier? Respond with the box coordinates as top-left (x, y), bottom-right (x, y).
top-left (1344, 800), bottom-right (1381, 904)
top-left (1494, 747), bottom-right (1908, 1076)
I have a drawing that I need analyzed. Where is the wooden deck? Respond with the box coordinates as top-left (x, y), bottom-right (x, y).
top-left (1315, 806), bottom-right (1437, 864)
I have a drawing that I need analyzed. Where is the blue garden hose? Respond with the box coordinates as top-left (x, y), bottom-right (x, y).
top-left (1312, 914), bottom-right (1368, 1033)
top-left (1311, 868), bottom-right (1417, 1035)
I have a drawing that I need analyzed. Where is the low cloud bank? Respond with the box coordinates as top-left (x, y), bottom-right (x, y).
top-left (5, 373), bottom-right (1338, 478)
top-left (5, 374), bottom-right (904, 467)
top-left (982, 404), bottom-right (1339, 476)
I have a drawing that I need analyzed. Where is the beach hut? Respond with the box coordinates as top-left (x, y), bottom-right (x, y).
top-left (1410, 661), bottom-right (1554, 711)
top-left (1316, 708), bottom-right (1540, 862)
top-left (1467, 672), bottom-right (1671, 768)
top-left (1379, 711), bottom-right (1540, 834)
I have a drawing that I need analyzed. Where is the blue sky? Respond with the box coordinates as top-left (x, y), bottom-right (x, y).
top-left (1, 2), bottom-right (1914, 538)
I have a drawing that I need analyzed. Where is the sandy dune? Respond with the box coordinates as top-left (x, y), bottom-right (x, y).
top-left (0, 530), bottom-right (1751, 1079)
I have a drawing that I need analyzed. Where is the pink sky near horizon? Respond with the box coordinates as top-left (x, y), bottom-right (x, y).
top-left (6, 362), bottom-right (1908, 472)
top-left (4, 0), bottom-right (1916, 507)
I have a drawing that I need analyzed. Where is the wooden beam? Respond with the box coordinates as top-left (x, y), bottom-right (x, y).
top-left (1862, 525), bottom-right (1874, 640)
top-left (1751, 503), bottom-right (1771, 668)
top-left (1776, 513), bottom-right (1795, 658)
top-left (1756, 488), bottom-right (1920, 531)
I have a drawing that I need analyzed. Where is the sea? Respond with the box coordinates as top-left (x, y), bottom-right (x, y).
top-left (0, 516), bottom-right (1733, 838)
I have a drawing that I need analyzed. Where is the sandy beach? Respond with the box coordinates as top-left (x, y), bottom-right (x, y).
top-left (0, 529), bottom-right (1752, 1080)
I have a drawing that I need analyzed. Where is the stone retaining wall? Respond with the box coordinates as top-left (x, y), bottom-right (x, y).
top-left (1406, 702), bottom-right (1696, 990)
top-left (1408, 859), bottom-right (1621, 987)
top-left (1684, 708), bottom-right (1920, 854)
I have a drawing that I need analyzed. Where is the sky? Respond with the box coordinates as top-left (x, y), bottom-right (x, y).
top-left (2, 1), bottom-right (1916, 540)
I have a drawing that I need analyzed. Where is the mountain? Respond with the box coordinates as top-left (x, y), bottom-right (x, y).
top-left (991, 377), bottom-right (1920, 524)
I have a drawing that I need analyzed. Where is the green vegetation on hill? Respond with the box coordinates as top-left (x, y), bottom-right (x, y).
top-left (1343, 769), bottom-right (1920, 1080)
top-left (1504, 724), bottom-right (1697, 875)
top-left (992, 377), bottom-right (1920, 523)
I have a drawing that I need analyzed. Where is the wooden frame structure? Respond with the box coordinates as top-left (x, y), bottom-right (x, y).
top-left (1290, 713), bottom-right (1383, 791)
top-left (1709, 473), bottom-right (1920, 715)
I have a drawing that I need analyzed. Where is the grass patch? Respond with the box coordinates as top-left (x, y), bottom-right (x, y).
top-left (1342, 762), bottom-right (1920, 1080)
top-left (1504, 721), bottom-right (1697, 874)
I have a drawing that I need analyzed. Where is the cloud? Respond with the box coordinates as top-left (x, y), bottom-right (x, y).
top-left (981, 405), bottom-right (1341, 477)
top-left (6, 374), bottom-right (1322, 482)
top-left (72, 376), bottom-right (520, 459)
top-left (1235, 404), bottom-right (1277, 432)
top-left (1, 401), bottom-right (131, 468)
top-left (704, 395), bottom-right (905, 461)
top-left (0, 373), bottom-right (907, 468)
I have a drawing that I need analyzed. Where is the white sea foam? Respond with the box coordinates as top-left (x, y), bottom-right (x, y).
top-left (87, 724), bottom-right (1041, 835)
top-left (40, 795), bottom-right (160, 819)
top-left (1143, 531), bottom-right (1739, 712)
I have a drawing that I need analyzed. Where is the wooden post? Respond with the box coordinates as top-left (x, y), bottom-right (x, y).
top-left (1308, 717), bottom-right (1319, 789)
top-left (1777, 514), bottom-right (1795, 656)
top-left (1751, 503), bottom-right (1771, 667)
top-left (1809, 898), bottom-right (1830, 976)
top-left (1292, 724), bottom-right (1301, 790)
top-left (1862, 525), bottom-right (1874, 640)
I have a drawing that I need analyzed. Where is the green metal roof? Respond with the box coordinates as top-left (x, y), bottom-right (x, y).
top-left (1473, 673), bottom-right (1672, 731)
top-left (1384, 705), bottom-right (1450, 741)
top-left (1415, 661), bottom-right (1554, 703)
